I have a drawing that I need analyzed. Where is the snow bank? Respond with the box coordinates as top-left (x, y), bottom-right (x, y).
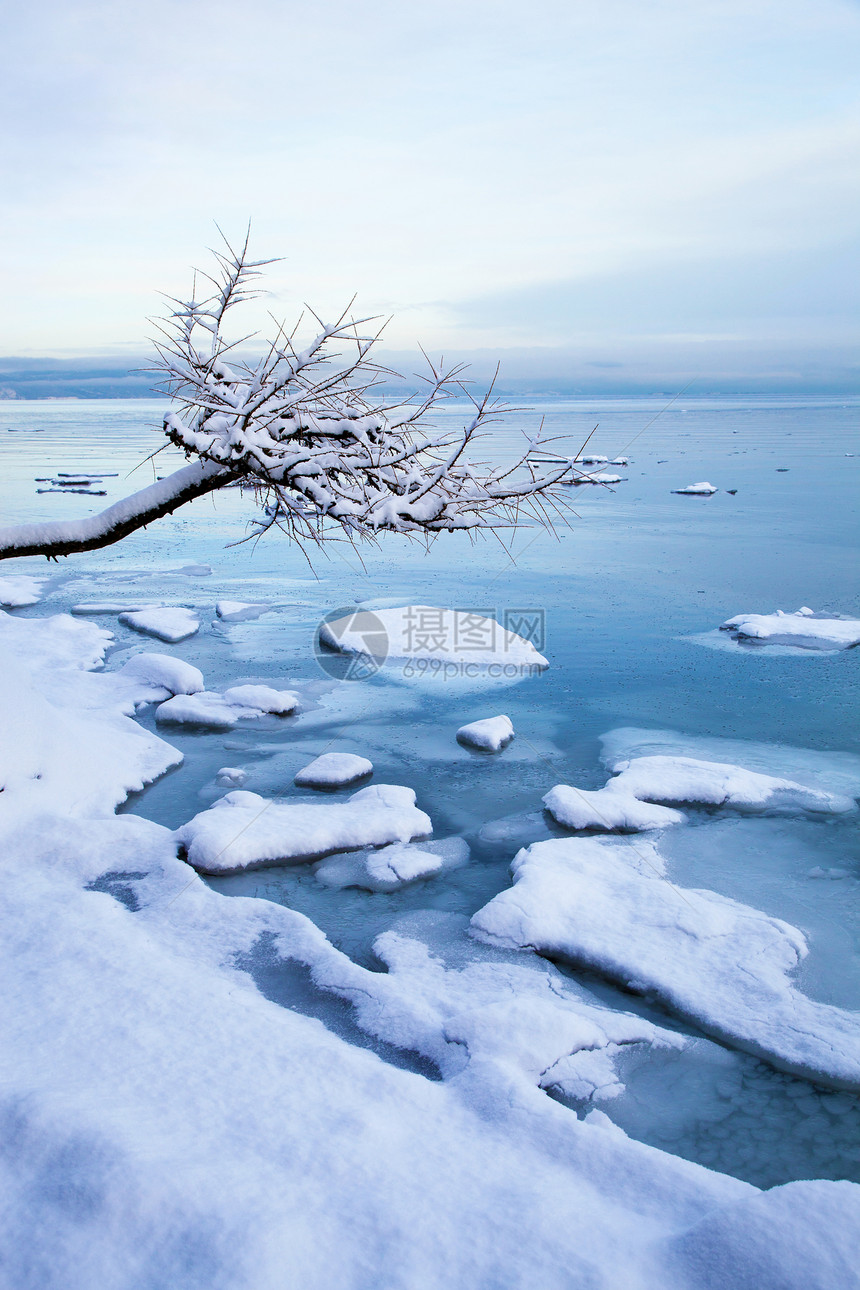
top-left (720, 609), bottom-right (860, 650)
top-left (471, 836), bottom-right (860, 1090)
top-left (177, 784), bottom-right (432, 873)
top-left (0, 613), bottom-right (181, 819)
top-left (673, 482), bottom-right (718, 495)
top-left (320, 605), bottom-right (548, 675)
top-left (544, 784), bottom-right (685, 831)
top-left (315, 837), bottom-right (468, 892)
top-left (0, 574), bottom-right (46, 607)
top-left (215, 600), bottom-right (271, 622)
top-left (294, 752), bottom-right (373, 788)
top-left (119, 607), bottom-right (200, 642)
top-left (457, 714), bottom-right (514, 752)
top-left (3, 611), bottom-right (859, 1287)
top-left (115, 652), bottom-right (204, 696)
top-left (155, 685), bottom-right (298, 728)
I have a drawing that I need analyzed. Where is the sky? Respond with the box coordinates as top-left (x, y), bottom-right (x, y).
top-left (1, 0), bottom-right (859, 391)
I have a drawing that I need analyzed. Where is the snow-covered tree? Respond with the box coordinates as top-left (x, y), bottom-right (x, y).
top-left (0, 235), bottom-right (579, 563)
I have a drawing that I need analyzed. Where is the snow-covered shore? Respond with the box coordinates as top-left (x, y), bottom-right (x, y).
top-left (2, 606), bottom-right (860, 1289)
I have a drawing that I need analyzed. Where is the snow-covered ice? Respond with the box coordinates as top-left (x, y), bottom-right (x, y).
top-left (472, 835), bottom-right (860, 1090)
top-left (177, 784), bottom-right (432, 873)
top-left (673, 482), bottom-right (718, 494)
top-left (600, 727), bottom-right (860, 803)
top-left (215, 766), bottom-right (248, 787)
top-left (0, 574), bottom-right (46, 606)
top-left (544, 784), bottom-right (686, 831)
top-left (155, 684), bottom-right (298, 729)
top-left (215, 600), bottom-right (271, 622)
top-left (115, 652), bottom-right (204, 696)
top-left (720, 609), bottom-right (860, 650)
top-left (2, 609), bottom-right (860, 1287)
top-left (456, 714), bottom-right (514, 752)
top-left (315, 837), bottom-right (468, 892)
top-left (294, 752), bottom-right (374, 788)
top-left (605, 755), bottom-right (855, 814)
top-left (119, 606), bottom-right (200, 642)
top-left (72, 601), bottom-right (149, 614)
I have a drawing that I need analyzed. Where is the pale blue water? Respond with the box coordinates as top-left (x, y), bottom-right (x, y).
top-left (2, 394), bottom-right (859, 1188)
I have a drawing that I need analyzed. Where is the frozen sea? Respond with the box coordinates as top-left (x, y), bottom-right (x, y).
top-left (2, 393), bottom-right (859, 1190)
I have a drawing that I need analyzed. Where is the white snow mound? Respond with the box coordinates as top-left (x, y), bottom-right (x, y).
top-left (215, 600), bottom-right (271, 622)
top-left (673, 482), bottom-right (718, 495)
top-left (119, 607), bottom-right (200, 642)
top-left (315, 837), bottom-right (468, 892)
top-left (471, 835), bottom-right (860, 1090)
top-left (0, 575), bottom-right (47, 607)
top-left (295, 752), bottom-right (373, 788)
top-left (177, 783), bottom-right (431, 873)
top-left (156, 685), bottom-right (298, 728)
top-left (457, 715), bottom-right (514, 752)
top-left (544, 785), bottom-right (685, 832)
top-left (720, 609), bottom-right (860, 651)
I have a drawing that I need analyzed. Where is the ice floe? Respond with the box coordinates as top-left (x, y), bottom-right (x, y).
top-left (177, 784), bottom-right (432, 873)
top-left (544, 784), bottom-right (685, 831)
top-left (155, 684), bottom-right (298, 729)
top-left (472, 835), bottom-right (860, 1090)
top-left (71, 601), bottom-right (149, 614)
top-left (215, 600), bottom-right (272, 622)
top-left (0, 574), bottom-right (46, 607)
top-left (315, 837), bottom-right (468, 891)
top-left (119, 606), bottom-right (200, 642)
top-left (720, 609), bottom-right (860, 651)
top-left (115, 652), bottom-right (204, 696)
top-left (600, 728), bottom-right (860, 803)
top-left (605, 755), bottom-right (855, 814)
top-left (673, 482), bottom-right (718, 494)
top-left (294, 752), bottom-right (373, 788)
top-left (457, 714), bottom-right (514, 752)
top-left (215, 766), bottom-right (248, 787)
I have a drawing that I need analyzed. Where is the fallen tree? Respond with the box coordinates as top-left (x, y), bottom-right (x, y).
top-left (0, 233), bottom-right (578, 563)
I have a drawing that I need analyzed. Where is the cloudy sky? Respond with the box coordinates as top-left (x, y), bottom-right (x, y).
top-left (2, 0), bottom-right (858, 388)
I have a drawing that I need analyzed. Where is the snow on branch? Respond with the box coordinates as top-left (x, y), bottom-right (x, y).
top-left (0, 231), bottom-right (582, 563)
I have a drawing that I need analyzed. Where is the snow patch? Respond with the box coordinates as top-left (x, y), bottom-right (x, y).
top-left (0, 575), bottom-right (46, 607)
top-left (315, 837), bottom-right (468, 892)
top-left (119, 607), bottom-right (200, 642)
top-left (457, 715), bottom-right (514, 752)
top-left (294, 752), bottom-right (373, 788)
top-left (720, 609), bottom-right (860, 651)
top-left (472, 836), bottom-right (860, 1090)
top-left (177, 784), bottom-right (432, 873)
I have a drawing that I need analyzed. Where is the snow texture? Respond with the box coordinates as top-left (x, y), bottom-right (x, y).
top-left (2, 611), bottom-right (860, 1287)
top-left (544, 784), bottom-right (685, 831)
top-left (456, 714), bottom-right (514, 752)
top-left (471, 835), bottom-right (860, 1090)
top-left (0, 574), bottom-right (46, 607)
top-left (600, 728), bottom-right (860, 803)
top-left (155, 685), bottom-right (298, 729)
top-left (720, 608), bottom-right (860, 650)
top-left (294, 752), bottom-right (374, 788)
top-left (315, 837), bottom-right (469, 892)
top-left (215, 600), bottom-right (271, 621)
top-left (673, 482), bottom-right (718, 494)
top-left (177, 784), bottom-right (432, 873)
top-left (606, 755), bottom-right (855, 814)
top-left (119, 606), bottom-right (200, 642)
